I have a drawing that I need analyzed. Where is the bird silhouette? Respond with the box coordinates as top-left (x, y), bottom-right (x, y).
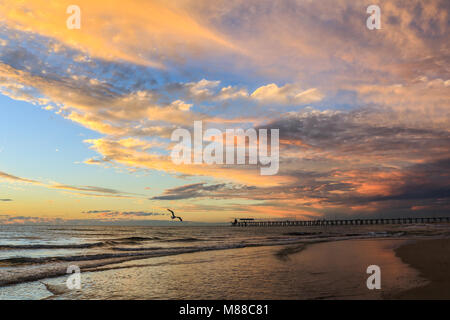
top-left (167, 209), bottom-right (183, 222)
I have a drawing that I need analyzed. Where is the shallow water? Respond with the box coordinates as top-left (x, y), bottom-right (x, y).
top-left (0, 224), bottom-right (448, 299)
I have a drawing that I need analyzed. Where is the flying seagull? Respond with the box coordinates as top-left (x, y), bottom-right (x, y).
top-left (167, 209), bottom-right (183, 222)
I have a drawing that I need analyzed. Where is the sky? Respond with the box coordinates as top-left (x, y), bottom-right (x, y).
top-left (0, 0), bottom-right (449, 224)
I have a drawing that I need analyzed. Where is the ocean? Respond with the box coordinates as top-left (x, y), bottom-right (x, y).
top-left (1, 223), bottom-right (447, 300)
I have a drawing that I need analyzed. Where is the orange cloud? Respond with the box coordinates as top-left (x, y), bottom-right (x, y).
top-left (84, 137), bottom-right (293, 187)
top-left (0, 0), bottom-right (239, 68)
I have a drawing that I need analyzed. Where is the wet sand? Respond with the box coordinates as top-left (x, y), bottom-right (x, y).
top-left (394, 238), bottom-right (450, 299)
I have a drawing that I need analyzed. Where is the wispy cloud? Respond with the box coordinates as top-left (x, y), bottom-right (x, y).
top-left (0, 170), bottom-right (136, 199)
top-left (83, 210), bottom-right (167, 218)
top-left (0, 171), bottom-right (42, 185)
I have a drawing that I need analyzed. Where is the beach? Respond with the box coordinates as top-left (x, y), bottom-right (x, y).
top-left (0, 224), bottom-right (449, 300)
top-left (394, 238), bottom-right (450, 299)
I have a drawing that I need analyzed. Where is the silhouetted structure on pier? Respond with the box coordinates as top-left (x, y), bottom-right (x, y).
top-left (231, 217), bottom-right (450, 227)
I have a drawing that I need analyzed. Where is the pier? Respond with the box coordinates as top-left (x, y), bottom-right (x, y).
top-left (231, 217), bottom-right (450, 227)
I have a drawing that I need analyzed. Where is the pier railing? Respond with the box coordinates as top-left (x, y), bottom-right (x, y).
top-left (231, 217), bottom-right (450, 227)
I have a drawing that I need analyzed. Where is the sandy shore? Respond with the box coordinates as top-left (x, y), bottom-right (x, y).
top-left (394, 238), bottom-right (450, 299)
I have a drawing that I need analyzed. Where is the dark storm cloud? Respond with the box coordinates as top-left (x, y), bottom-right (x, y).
top-left (151, 183), bottom-right (239, 200)
top-left (264, 109), bottom-right (450, 157)
top-left (314, 158), bottom-right (450, 218)
top-left (352, 159), bottom-right (450, 203)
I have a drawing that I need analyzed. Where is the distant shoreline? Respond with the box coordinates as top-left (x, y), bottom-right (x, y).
top-left (393, 238), bottom-right (450, 299)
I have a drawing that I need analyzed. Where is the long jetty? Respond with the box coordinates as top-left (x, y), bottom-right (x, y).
top-left (231, 217), bottom-right (450, 227)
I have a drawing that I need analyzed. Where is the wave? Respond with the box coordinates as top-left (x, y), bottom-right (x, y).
top-left (0, 250), bottom-right (174, 266)
top-left (0, 245), bottom-right (231, 287)
top-left (165, 237), bottom-right (201, 242)
top-left (283, 232), bottom-right (322, 236)
top-left (0, 236), bottom-right (161, 251)
top-left (40, 281), bottom-right (69, 296)
top-left (0, 242), bottom-right (107, 250)
top-left (112, 246), bottom-right (164, 252)
top-left (274, 244), bottom-right (308, 261)
top-left (116, 236), bottom-right (160, 241)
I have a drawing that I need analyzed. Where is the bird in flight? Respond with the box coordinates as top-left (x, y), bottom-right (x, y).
top-left (167, 209), bottom-right (183, 222)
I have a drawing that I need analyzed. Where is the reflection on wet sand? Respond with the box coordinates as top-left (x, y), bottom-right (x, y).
top-left (35, 239), bottom-right (426, 300)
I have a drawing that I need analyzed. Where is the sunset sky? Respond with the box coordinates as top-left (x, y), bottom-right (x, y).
top-left (0, 0), bottom-right (449, 224)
